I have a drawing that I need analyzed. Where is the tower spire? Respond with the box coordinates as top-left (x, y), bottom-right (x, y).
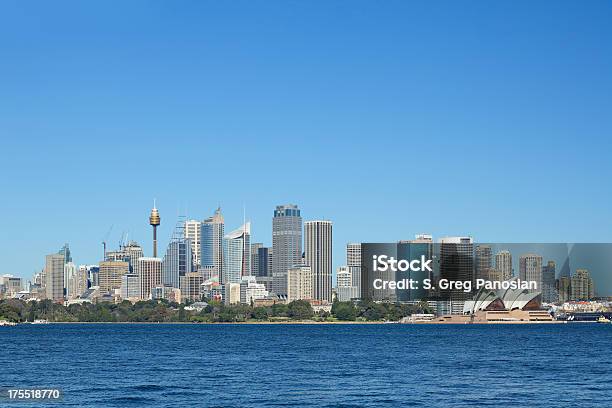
top-left (149, 201), bottom-right (161, 257)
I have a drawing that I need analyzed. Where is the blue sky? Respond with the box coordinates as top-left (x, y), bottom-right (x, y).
top-left (1, 0), bottom-right (611, 279)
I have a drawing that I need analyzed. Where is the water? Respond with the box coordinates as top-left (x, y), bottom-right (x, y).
top-left (1, 323), bottom-right (611, 407)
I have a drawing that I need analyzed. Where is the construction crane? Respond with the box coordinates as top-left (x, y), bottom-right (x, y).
top-left (102, 225), bottom-right (114, 260)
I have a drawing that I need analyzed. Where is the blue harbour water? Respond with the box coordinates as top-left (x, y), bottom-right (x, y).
top-left (1, 323), bottom-right (611, 407)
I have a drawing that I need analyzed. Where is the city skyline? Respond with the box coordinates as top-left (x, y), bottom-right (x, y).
top-left (2, 1), bottom-right (612, 278)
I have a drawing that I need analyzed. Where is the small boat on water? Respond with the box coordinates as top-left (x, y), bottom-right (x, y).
top-left (32, 319), bottom-right (49, 324)
top-left (0, 320), bottom-right (17, 326)
top-left (597, 316), bottom-right (611, 324)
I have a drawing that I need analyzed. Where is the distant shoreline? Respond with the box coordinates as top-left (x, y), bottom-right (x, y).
top-left (15, 320), bottom-right (587, 325)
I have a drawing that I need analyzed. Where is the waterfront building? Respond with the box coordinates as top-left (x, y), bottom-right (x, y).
top-left (120, 273), bottom-right (140, 300)
top-left (439, 237), bottom-right (474, 302)
top-left (304, 220), bottom-right (332, 303)
top-left (184, 219), bottom-right (202, 269)
top-left (200, 208), bottom-right (224, 278)
top-left (151, 285), bottom-right (181, 303)
top-left (98, 261), bottom-right (130, 294)
top-left (222, 282), bottom-right (241, 305)
top-left (272, 204), bottom-right (302, 296)
top-left (45, 253), bottom-right (65, 303)
top-left (519, 254), bottom-right (543, 292)
top-left (0, 275), bottom-right (22, 297)
top-left (240, 276), bottom-right (269, 304)
top-left (139, 257), bottom-right (162, 300)
top-left (222, 222), bottom-right (250, 284)
top-left (571, 269), bottom-right (595, 300)
top-left (336, 266), bottom-right (358, 302)
top-left (495, 250), bottom-right (513, 281)
top-left (287, 265), bottom-right (312, 302)
top-left (181, 272), bottom-right (204, 302)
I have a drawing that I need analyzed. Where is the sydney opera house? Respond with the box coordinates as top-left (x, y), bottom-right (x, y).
top-left (439, 278), bottom-right (554, 323)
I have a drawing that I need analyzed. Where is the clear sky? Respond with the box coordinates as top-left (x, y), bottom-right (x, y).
top-left (1, 1), bottom-right (611, 280)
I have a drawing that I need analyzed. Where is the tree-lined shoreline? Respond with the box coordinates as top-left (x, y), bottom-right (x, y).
top-left (0, 299), bottom-right (433, 323)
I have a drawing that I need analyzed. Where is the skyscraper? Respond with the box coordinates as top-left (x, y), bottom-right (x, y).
top-left (475, 245), bottom-right (493, 280)
top-left (541, 260), bottom-right (557, 303)
top-left (99, 261), bottom-right (130, 294)
top-left (570, 269), bottom-right (595, 300)
top-left (222, 222), bottom-right (251, 284)
top-left (272, 204), bottom-right (302, 296)
top-left (200, 208), bottom-right (224, 278)
top-left (162, 238), bottom-right (193, 289)
top-left (64, 262), bottom-right (77, 299)
top-left (45, 253), bottom-right (65, 303)
top-left (519, 254), bottom-right (543, 292)
top-left (250, 243), bottom-right (263, 277)
top-left (139, 257), bottom-right (162, 300)
top-left (184, 220), bottom-right (202, 269)
top-left (121, 274), bottom-right (140, 300)
top-left (304, 220), bottom-right (332, 303)
top-left (123, 241), bottom-right (144, 275)
top-left (495, 250), bottom-right (513, 281)
top-left (346, 243), bottom-right (362, 297)
top-left (439, 237), bottom-right (474, 302)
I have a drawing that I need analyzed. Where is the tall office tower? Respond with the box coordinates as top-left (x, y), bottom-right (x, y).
top-left (304, 220), bottom-right (333, 303)
top-left (495, 250), bottom-right (513, 281)
top-left (541, 261), bottom-right (558, 303)
top-left (571, 269), bottom-right (594, 300)
top-left (45, 253), bottom-right (65, 303)
top-left (250, 243), bottom-right (263, 276)
top-left (149, 203), bottom-right (161, 258)
top-left (336, 266), bottom-right (358, 301)
top-left (200, 207), bottom-right (224, 278)
top-left (87, 265), bottom-right (100, 287)
top-left (558, 276), bottom-right (571, 303)
top-left (162, 238), bottom-right (193, 289)
top-left (120, 274), bottom-right (140, 300)
top-left (139, 257), bottom-right (162, 300)
top-left (258, 247), bottom-right (272, 277)
top-left (222, 222), bottom-right (251, 284)
top-left (76, 266), bottom-right (89, 297)
top-left (475, 245), bottom-right (493, 280)
top-left (123, 241), bottom-right (144, 275)
top-left (287, 265), bottom-right (312, 302)
top-left (184, 220), bottom-right (202, 269)
top-left (272, 204), bottom-right (302, 296)
top-left (519, 254), bottom-right (543, 292)
top-left (439, 237), bottom-right (474, 302)
top-left (64, 262), bottom-right (77, 299)
top-left (99, 261), bottom-right (130, 294)
top-left (346, 243), bottom-right (362, 297)
top-left (58, 243), bottom-right (72, 264)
